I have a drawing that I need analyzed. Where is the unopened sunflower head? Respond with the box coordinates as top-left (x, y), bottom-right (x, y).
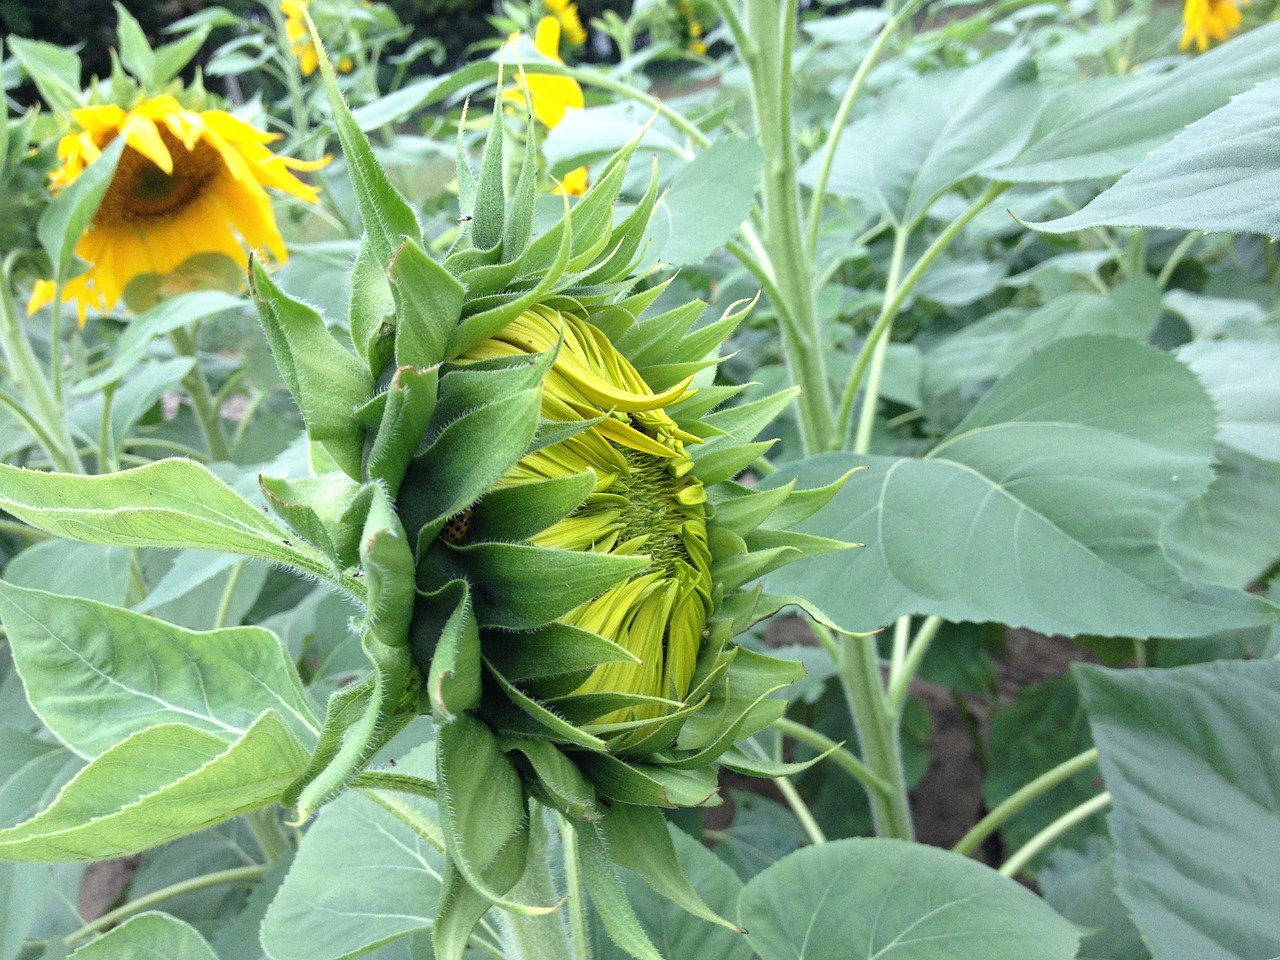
top-left (251, 52), bottom-right (854, 960)
top-left (29, 92), bottom-right (326, 324)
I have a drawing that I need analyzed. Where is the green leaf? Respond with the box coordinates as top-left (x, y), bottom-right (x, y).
top-left (1037, 837), bottom-right (1150, 960)
top-left (6, 37), bottom-right (82, 114)
top-left (644, 137), bottom-right (763, 267)
top-left (113, 3), bottom-right (157, 88)
top-left (0, 712), bottom-right (308, 861)
top-left (998, 21), bottom-right (1280, 183)
top-left (2, 541), bottom-right (131, 605)
top-left (1177, 340), bottom-right (1280, 463)
top-left (601, 803), bottom-right (739, 932)
top-left (0, 581), bottom-right (317, 757)
top-left (595, 825), bottom-right (751, 960)
top-left (574, 819), bottom-right (663, 960)
top-left (37, 136), bottom-right (126, 286)
top-left (262, 747), bottom-right (443, 960)
top-left (68, 912), bottom-right (218, 960)
top-left (1077, 660), bottom-right (1280, 960)
top-left (413, 580), bottom-right (481, 722)
top-left (1029, 77), bottom-right (1280, 237)
top-left (250, 258), bottom-right (374, 480)
top-left (0, 861), bottom-right (52, 959)
top-left (260, 471), bottom-right (368, 568)
top-left (0, 459), bottom-right (335, 581)
top-left (152, 26), bottom-right (211, 87)
top-left (1163, 447), bottom-right (1280, 590)
top-left (367, 365), bottom-right (439, 496)
top-left (804, 49), bottom-right (1038, 228)
top-left (766, 337), bottom-right (1279, 637)
top-left (389, 238), bottom-right (464, 370)
top-left (312, 24), bottom-right (421, 266)
top-left (740, 838), bottom-right (1080, 960)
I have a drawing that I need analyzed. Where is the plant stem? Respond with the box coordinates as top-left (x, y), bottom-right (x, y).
top-left (1156, 231), bottom-right (1201, 288)
top-left (804, 0), bottom-right (929, 258)
top-left (954, 747), bottom-right (1100, 857)
top-left (852, 226), bottom-right (908, 454)
top-left (212, 561), bottom-right (246, 630)
top-left (834, 182), bottom-right (1008, 446)
top-left (730, 0), bottom-right (837, 454)
top-left (0, 278), bottom-right (82, 472)
top-left (246, 807), bottom-right (292, 864)
top-left (998, 791), bottom-right (1111, 877)
top-left (496, 807), bottom-right (577, 960)
top-left (776, 774), bottom-right (827, 845)
top-left (559, 813), bottom-right (590, 960)
top-left (836, 629), bottom-right (915, 839)
top-left (885, 614), bottom-right (942, 717)
top-left (771, 716), bottom-right (891, 798)
top-left (64, 864), bottom-right (267, 945)
top-left (169, 327), bottom-right (232, 462)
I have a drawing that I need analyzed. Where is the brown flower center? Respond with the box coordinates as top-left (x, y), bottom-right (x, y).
top-left (94, 128), bottom-right (221, 227)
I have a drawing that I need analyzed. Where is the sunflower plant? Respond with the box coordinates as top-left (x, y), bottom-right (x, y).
top-left (5, 0), bottom-right (1280, 958)
top-left (0, 18), bottom-right (855, 958)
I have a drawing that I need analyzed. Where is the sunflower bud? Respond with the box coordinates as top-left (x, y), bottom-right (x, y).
top-left (252, 46), bottom-right (853, 960)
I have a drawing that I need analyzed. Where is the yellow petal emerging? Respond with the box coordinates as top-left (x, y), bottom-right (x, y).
top-left (554, 165), bottom-right (590, 197)
top-left (29, 95), bottom-right (325, 324)
top-left (282, 0), bottom-right (319, 76)
top-left (1180, 0), bottom-right (1244, 51)
top-left (463, 305), bottom-right (710, 723)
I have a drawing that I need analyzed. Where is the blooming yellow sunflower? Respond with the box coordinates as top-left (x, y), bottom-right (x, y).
top-left (29, 95), bottom-right (325, 324)
top-left (545, 0), bottom-right (587, 46)
top-left (1180, 0), bottom-right (1245, 51)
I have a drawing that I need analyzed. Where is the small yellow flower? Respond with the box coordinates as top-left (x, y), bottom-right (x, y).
top-left (29, 95), bottom-right (325, 323)
top-left (1179, 0), bottom-right (1245, 51)
top-left (282, 0), bottom-right (319, 76)
top-left (546, 0), bottom-right (587, 46)
top-left (519, 16), bottom-right (584, 130)
top-left (553, 165), bottom-right (589, 196)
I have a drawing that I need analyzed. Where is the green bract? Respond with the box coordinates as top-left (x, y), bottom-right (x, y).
top-left (245, 59), bottom-right (852, 958)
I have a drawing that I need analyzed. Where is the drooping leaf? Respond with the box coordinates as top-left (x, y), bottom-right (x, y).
top-left (766, 337), bottom-right (1279, 637)
top-left (0, 713), bottom-right (308, 861)
top-left (0, 581), bottom-right (317, 757)
top-left (1077, 660), bottom-right (1280, 960)
top-left (740, 838), bottom-right (1079, 960)
top-left (0, 460), bottom-right (336, 583)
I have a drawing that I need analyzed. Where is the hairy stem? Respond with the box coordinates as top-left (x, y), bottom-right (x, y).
top-left (999, 791), bottom-right (1112, 877)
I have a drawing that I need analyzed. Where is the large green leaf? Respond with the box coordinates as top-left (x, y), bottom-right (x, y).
top-left (739, 838), bottom-right (1079, 960)
top-left (0, 460), bottom-right (336, 582)
top-left (68, 911), bottom-right (218, 959)
top-left (766, 337), bottom-right (1279, 637)
top-left (804, 49), bottom-right (1039, 228)
top-left (261, 745), bottom-right (445, 960)
top-left (1177, 340), bottom-right (1280, 463)
top-left (1077, 660), bottom-right (1280, 960)
top-left (0, 582), bottom-right (317, 757)
top-left (0, 712), bottom-right (308, 861)
top-left (997, 21), bottom-right (1280, 183)
top-left (1029, 77), bottom-right (1280, 237)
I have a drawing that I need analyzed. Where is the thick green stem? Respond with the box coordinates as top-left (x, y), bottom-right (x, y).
top-left (496, 807), bottom-right (577, 960)
top-left (169, 327), bottom-right (232, 462)
top-left (732, 0), bottom-right (837, 454)
top-left (0, 279), bottom-right (82, 472)
top-left (954, 747), bottom-right (1100, 857)
top-left (837, 629), bottom-right (915, 839)
top-left (999, 791), bottom-right (1112, 877)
